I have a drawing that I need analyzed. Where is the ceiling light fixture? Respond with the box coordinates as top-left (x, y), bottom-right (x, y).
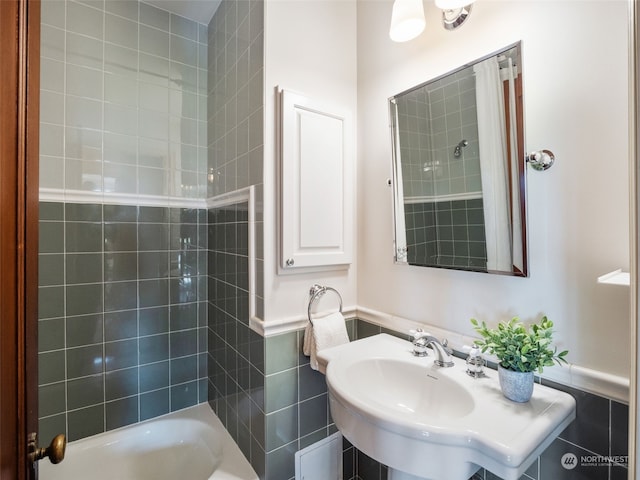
top-left (389, 0), bottom-right (426, 42)
top-left (435, 0), bottom-right (475, 31)
top-left (389, 0), bottom-right (476, 42)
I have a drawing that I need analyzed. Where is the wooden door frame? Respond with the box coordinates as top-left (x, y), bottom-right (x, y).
top-left (0, 1), bottom-right (40, 479)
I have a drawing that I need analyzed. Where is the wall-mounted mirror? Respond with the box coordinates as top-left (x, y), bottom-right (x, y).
top-left (390, 42), bottom-right (527, 276)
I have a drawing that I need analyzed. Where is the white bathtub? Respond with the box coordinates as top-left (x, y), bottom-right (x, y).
top-left (40, 403), bottom-right (259, 480)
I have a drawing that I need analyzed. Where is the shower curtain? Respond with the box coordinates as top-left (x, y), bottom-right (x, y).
top-left (473, 57), bottom-right (512, 271)
top-left (505, 58), bottom-right (523, 272)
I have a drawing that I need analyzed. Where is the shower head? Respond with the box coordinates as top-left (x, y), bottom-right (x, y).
top-left (453, 139), bottom-right (468, 158)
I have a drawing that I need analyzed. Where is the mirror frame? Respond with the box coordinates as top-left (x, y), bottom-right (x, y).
top-left (389, 41), bottom-right (528, 277)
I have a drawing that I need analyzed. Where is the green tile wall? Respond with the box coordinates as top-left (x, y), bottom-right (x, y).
top-left (406, 198), bottom-right (487, 269)
top-left (396, 66), bottom-right (481, 201)
top-left (207, 200), bottom-right (351, 480)
top-left (204, 0), bottom-right (265, 475)
top-left (38, 202), bottom-right (208, 442)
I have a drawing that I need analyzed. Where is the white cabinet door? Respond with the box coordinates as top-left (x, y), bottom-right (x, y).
top-left (279, 89), bottom-right (353, 270)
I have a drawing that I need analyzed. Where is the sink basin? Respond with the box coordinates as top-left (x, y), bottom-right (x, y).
top-left (341, 358), bottom-right (475, 420)
top-left (317, 334), bottom-right (576, 480)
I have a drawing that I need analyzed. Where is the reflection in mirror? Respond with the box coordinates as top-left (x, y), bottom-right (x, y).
top-left (390, 42), bottom-right (527, 276)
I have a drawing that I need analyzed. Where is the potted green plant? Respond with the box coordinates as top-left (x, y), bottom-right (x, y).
top-left (470, 316), bottom-right (568, 402)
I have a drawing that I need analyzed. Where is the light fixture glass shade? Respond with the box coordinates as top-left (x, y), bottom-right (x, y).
top-left (434, 0), bottom-right (475, 9)
top-left (389, 0), bottom-right (426, 42)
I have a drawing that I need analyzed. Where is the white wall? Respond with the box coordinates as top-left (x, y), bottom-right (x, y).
top-left (263, 0), bottom-right (358, 326)
top-left (357, 0), bottom-right (631, 378)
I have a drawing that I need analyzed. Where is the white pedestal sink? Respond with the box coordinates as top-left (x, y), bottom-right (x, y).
top-left (317, 334), bottom-right (576, 480)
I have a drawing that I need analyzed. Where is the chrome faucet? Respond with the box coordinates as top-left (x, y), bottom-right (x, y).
top-left (412, 334), bottom-right (455, 367)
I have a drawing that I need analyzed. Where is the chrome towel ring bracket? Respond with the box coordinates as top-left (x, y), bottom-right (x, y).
top-left (307, 284), bottom-right (343, 326)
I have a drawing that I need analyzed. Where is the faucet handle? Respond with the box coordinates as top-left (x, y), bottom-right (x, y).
top-left (441, 338), bottom-right (453, 355)
top-left (465, 346), bottom-right (486, 378)
top-left (411, 337), bottom-right (429, 357)
top-left (409, 328), bottom-right (428, 340)
top-left (409, 329), bottom-right (429, 357)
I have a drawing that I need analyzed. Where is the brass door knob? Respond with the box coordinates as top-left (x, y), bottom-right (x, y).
top-left (28, 433), bottom-right (66, 464)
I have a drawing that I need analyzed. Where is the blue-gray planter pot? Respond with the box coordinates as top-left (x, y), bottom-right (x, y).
top-left (498, 365), bottom-right (534, 402)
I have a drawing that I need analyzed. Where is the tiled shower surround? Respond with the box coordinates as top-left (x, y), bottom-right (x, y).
top-left (405, 198), bottom-right (487, 269)
top-left (396, 67), bottom-right (481, 200)
top-left (398, 63), bottom-right (486, 270)
top-left (206, 200), bottom-right (347, 479)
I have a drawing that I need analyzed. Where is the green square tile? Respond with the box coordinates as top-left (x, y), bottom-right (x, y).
top-left (265, 441), bottom-right (297, 480)
top-left (39, 254), bottom-right (64, 286)
top-left (170, 355), bottom-right (198, 385)
top-left (65, 203), bottom-right (102, 222)
top-left (138, 206), bottom-right (169, 223)
top-left (66, 283), bottom-right (103, 316)
top-left (299, 393), bottom-right (328, 438)
top-left (39, 202), bottom-right (63, 221)
top-left (65, 222), bottom-right (103, 253)
top-left (67, 344), bottom-right (103, 378)
top-left (248, 329), bottom-right (265, 373)
top-left (265, 331), bottom-right (297, 374)
top-left (104, 223), bottom-right (138, 252)
top-left (67, 404), bottom-right (104, 441)
top-left (104, 309), bottom-right (137, 341)
top-left (139, 279), bottom-right (169, 308)
top-left (104, 252), bottom-right (138, 281)
top-left (105, 367), bottom-right (139, 401)
top-left (265, 368), bottom-right (297, 413)
top-left (104, 204), bottom-right (137, 222)
top-left (170, 303), bottom-right (198, 331)
top-left (139, 306), bottom-right (169, 335)
top-left (139, 334), bottom-right (169, 364)
top-left (104, 281), bottom-right (137, 312)
top-left (104, 338), bottom-right (137, 371)
top-left (38, 317), bottom-right (65, 352)
top-left (141, 388), bottom-right (169, 421)
top-left (66, 253), bottom-right (103, 284)
top-left (139, 251), bottom-right (169, 279)
top-left (265, 404), bottom-right (298, 451)
top-left (38, 382), bottom-right (66, 417)
top-left (298, 364), bottom-right (326, 401)
top-left (138, 223), bottom-right (169, 251)
top-left (106, 396), bottom-right (138, 431)
top-left (170, 330), bottom-right (197, 358)
top-left (140, 361), bottom-right (169, 393)
top-left (67, 374), bottom-right (104, 410)
top-left (356, 320), bottom-right (381, 340)
top-left (170, 380), bottom-right (198, 411)
top-left (38, 350), bottom-right (65, 385)
top-left (39, 222), bottom-right (64, 253)
top-left (66, 313), bottom-right (103, 347)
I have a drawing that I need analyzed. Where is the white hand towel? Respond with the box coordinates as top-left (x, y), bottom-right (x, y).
top-left (303, 321), bottom-right (314, 356)
top-left (304, 311), bottom-right (349, 371)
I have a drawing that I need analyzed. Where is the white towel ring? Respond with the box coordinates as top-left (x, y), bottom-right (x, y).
top-left (307, 284), bottom-right (343, 326)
